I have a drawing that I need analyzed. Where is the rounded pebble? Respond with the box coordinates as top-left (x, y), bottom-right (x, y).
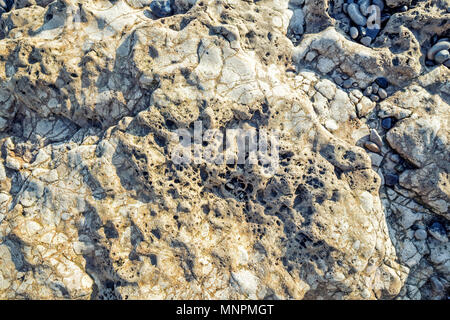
top-left (378, 88), bottom-right (388, 99)
top-left (348, 3), bottom-right (367, 26)
top-left (414, 229), bottom-right (427, 240)
top-left (360, 36), bottom-right (372, 46)
top-left (350, 27), bottom-right (359, 39)
top-left (364, 141), bottom-right (380, 153)
top-left (375, 77), bottom-right (389, 88)
top-left (364, 86), bottom-right (373, 96)
top-left (358, 26), bottom-right (367, 37)
top-left (434, 50), bottom-right (449, 64)
top-left (333, 75), bottom-right (344, 85)
top-left (400, 5), bottom-right (408, 12)
top-left (381, 117), bottom-right (393, 129)
top-left (343, 79), bottom-right (353, 88)
top-left (427, 41), bottom-right (450, 61)
top-left (359, 0), bottom-right (371, 16)
top-left (370, 94), bottom-right (379, 102)
top-left (444, 59), bottom-right (450, 68)
top-left (371, 83), bottom-right (379, 94)
top-left (384, 173), bottom-right (399, 187)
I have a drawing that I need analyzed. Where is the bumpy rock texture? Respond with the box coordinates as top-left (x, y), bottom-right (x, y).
top-left (0, 0), bottom-right (448, 300)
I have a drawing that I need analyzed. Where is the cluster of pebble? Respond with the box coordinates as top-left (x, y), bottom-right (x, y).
top-left (363, 77), bottom-right (389, 102)
top-left (343, 0), bottom-right (388, 46)
top-left (148, 0), bottom-right (196, 18)
top-left (150, 0), bottom-right (173, 18)
top-left (426, 37), bottom-right (450, 68)
top-left (364, 128), bottom-right (383, 154)
top-left (0, 0), bottom-right (13, 15)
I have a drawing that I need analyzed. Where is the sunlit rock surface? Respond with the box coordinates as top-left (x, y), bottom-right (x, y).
top-left (0, 0), bottom-right (448, 300)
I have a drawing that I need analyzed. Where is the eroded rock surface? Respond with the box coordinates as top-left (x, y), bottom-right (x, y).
top-left (0, 0), bottom-right (448, 300)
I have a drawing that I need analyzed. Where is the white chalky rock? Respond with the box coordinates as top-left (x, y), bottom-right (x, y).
top-left (0, 0), bottom-right (445, 301)
top-left (231, 270), bottom-right (259, 297)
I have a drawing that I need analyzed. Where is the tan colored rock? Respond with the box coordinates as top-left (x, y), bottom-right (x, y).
top-left (0, 0), bottom-right (447, 301)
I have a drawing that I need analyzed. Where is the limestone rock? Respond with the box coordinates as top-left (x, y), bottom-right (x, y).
top-left (0, 0), bottom-right (447, 301)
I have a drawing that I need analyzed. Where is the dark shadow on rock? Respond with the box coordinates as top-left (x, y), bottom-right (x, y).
top-left (1, 234), bottom-right (33, 273)
top-left (76, 201), bottom-right (136, 300)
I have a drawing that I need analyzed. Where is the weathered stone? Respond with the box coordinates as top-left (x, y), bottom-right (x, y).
top-left (0, 0), bottom-right (447, 301)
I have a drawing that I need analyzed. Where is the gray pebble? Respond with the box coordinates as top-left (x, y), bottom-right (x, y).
top-left (350, 27), bottom-right (359, 39)
top-left (364, 86), bottom-right (373, 96)
top-left (444, 59), bottom-right (450, 68)
top-left (348, 3), bottom-right (367, 26)
top-left (371, 83), bottom-right (379, 94)
top-left (333, 75), bottom-right (344, 85)
top-left (378, 88), bottom-right (388, 99)
top-left (434, 50), bottom-right (450, 64)
top-left (414, 229), bottom-right (427, 240)
top-left (359, 0), bottom-right (371, 16)
top-left (343, 79), bottom-right (353, 88)
top-left (370, 94), bottom-right (379, 102)
top-left (360, 36), bottom-right (372, 46)
top-left (427, 41), bottom-right (450, 61)
top-left (343, 3), bottom-right (349, 14)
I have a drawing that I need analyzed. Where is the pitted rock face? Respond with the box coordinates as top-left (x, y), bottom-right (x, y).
top-left (0, 0), bottom-right (448, 300)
